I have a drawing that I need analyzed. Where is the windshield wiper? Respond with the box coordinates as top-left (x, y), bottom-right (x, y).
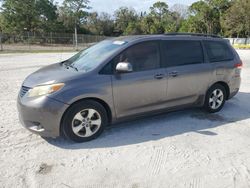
top-left (68, 64), bottom-right (78, 71)
top-left (63, 62), bottom-right (78, 71)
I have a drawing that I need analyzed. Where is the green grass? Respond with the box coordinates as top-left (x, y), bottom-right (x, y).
top-left (233, 44), bottom-right (250, 49)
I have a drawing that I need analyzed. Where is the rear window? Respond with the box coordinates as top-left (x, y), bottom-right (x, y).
top-left (204, 41), bottom-right (234, 62)
top-left (162, 40), bottom-right (204, 67)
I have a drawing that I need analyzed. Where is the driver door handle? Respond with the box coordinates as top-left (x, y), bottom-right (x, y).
top-left (169, 71), bottom-right (178, 77)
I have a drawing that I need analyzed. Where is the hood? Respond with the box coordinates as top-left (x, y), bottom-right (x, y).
top-left (23, 63), bottom-right (79, 88)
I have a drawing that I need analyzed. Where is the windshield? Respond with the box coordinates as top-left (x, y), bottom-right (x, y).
top-left (64, 40), bottom-right (127, 72)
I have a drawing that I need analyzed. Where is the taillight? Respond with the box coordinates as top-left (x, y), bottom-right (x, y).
top-left (234, 60), bottom-right (243, 68)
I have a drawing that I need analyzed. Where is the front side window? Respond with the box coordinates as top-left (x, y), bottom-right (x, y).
top-left (162, 40), bottom-right (204, 67)
top-left (204, 41), bottom-right (234, 62)
top-left (114, 41), bottom-right (161, 72)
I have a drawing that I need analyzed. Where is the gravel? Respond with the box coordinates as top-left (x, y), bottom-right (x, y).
top-left (0, 50), bottom-right (250, 188)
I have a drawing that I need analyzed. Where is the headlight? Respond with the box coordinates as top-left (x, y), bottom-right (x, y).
top-left (28, 83), bottom-right (65, 97)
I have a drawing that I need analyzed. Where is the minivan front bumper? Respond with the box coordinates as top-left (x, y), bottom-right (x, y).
top-left (17, 95), bottom-right (69, 138)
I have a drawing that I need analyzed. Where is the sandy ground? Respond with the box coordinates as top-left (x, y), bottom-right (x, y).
top-left (0, 50), bottom-right (250, 188)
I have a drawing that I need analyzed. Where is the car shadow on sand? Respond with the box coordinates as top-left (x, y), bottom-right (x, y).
top-left (45, 91), bottom-right (250, 149)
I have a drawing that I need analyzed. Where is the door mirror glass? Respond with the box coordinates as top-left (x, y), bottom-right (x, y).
top-left (116, 62), bottom-right (133, 73)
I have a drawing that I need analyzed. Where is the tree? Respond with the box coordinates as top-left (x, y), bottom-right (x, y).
top-left (180, 0), bottom-right (233, 35)
top-left (114, 7), bottom-right (139, 35)
top-left (0, 13), bottom-right (5, 32)
top-left (124, 21), bottom-right (143, 35)
top-left (222, 0), bottom-right (250, 37)
top-left (59, 0), bottom-right (90, 32)
top-left (148, 1), bottom-right (169, 33)
top-left (165, 11), bottom-right (183, 32)
top-left (0, 0), bottom-right (249, 38)
top-left (171, 4), bottom-right (189, 18)
top-left (180, 1), bottom-right (221, 34)
top-left (147, 1), bottom-right (183, 34)
top-left (35, 0), bottom-right (61, 32)
top-left (150, 1), bottom-right (169, 22)
top-left (86, 12), bottom-right (114, 36)
top-left (179, 15), bottom-right (207, 33)
top-left (207, 0), bottom-right (231, 12)
top-left (141, 16), bottom-right (155, 34)
top-left (1, 0), bottom-right (39, 33)
top-left (0, 0), bottom-right (60, 33)
top-left (59, 0), bottom-right (90, 48)
top-left (191, 1), bottom-right (218, 34)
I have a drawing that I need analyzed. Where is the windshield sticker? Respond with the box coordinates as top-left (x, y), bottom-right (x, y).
top-left (113, 41), bottom-right (126, 45)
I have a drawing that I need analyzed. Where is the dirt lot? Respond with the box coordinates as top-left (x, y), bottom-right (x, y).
top-left (0, 50), bottom-right (250, 188)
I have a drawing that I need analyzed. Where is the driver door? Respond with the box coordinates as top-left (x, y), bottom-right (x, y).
top-left (111, 41), bottom-right (167, 118)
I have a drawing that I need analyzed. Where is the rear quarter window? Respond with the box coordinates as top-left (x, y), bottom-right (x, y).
top-left (204, 40), bottom-right (234, 62)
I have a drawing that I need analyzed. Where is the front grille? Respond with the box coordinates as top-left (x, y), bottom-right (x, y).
top-left (19, 86), bottom-right (30, 97)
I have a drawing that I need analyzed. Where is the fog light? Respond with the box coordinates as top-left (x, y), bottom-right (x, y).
top-left (29, 122), bottom-right (45, 132)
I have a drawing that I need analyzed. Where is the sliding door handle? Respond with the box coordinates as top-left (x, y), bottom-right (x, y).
top-left (154, 74), bottom-right (164, 79)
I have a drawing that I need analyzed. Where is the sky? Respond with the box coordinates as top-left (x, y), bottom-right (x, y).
top-left (56, 0), bottom-right (197, 14)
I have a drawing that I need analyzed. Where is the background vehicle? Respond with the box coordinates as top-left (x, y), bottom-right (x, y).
top-left (17, 33), bottom-right (242, 142)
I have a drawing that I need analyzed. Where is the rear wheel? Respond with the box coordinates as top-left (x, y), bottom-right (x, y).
top-left (204, 84), bottom-right (226, 113)
top-left (62, 100), bottom-right (108, 142)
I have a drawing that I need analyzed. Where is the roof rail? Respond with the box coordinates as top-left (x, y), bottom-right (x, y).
top-left (165, 32), bottom-right (221, 38)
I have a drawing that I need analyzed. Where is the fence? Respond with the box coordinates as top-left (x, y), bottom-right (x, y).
top-left (0, 33), bottom-right (249, 52)
top-left (0, 32), bottom-right (109, 52)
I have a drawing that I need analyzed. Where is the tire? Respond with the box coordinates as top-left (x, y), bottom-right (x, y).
top-left (61, 100), bottom-right (108, 142)
top-left (204, 84), bottom-right (226, 113)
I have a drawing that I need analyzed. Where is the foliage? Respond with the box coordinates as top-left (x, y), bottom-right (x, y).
top-left (58, 0), bottom-right (90, 33)
top-left (0, 0), bottom-right (61, 33)
top-left (222, 0), bottom-right (250, 37)
top-left (0, 0), bottom-right (249, 37)
top-left (114, 7), bottom-right (139, 35)
top-left (1, 0), bottom-right (38, 33)
top-left (36, 0), bottom-right (62, 32)
top-left (86, 12), bottom-right (114, 36)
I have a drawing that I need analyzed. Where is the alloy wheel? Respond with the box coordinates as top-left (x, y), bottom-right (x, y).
top-left (209, 89), bottom-right (224, 110)
top-left (72, 109), bottom-right (102, 137)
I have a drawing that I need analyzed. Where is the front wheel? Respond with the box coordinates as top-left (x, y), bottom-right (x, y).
top-left (204, 84), bottom-right (226, 113)
top-left (62, 100), bottom-right (108, 142)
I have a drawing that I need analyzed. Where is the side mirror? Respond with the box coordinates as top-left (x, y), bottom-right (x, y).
top-left (116, 62), bottom-right (133, 73)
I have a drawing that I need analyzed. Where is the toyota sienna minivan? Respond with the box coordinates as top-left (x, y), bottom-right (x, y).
top-left (17, 33), bottom-right (242, 142)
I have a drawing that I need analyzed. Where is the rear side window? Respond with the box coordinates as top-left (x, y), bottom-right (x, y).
top-left (204, 41), bottom-right (234, 62)
top-left (162, 40), bottom-right (203, 67)
top-left (114, 41), bottom-right (160, 72)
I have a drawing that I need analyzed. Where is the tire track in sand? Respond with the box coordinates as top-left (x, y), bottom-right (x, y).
top-left (147, 146), bottom-right (166, 177)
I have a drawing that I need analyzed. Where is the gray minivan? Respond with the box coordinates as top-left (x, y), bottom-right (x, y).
top-left (17, 33), bottom-right (242, 142)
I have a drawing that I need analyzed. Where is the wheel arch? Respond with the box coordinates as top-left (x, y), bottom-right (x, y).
top-left (60, 97), bottom-right (113, 137)
top-left (209, 81), bottom-right (230, 100)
